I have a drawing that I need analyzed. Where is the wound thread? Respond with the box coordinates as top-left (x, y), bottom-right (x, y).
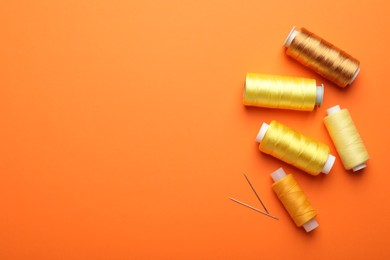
top-left (257, 120), bottom-right (335, 175)
top-left (324, 105), bottom-right (369, 171)
top-left (243, 73), bottom-right (324, 111)
top-left (284, 27), bottom-right (360, 88)
top-left (271, 168), bottom-right (318, 231)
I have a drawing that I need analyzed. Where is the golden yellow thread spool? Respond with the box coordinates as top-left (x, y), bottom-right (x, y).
top-left (284, 27), bottom-right (360, 88)
top-left (243, 73), bottom-right (324, 111)
top-left (256, 120), bottom-right (335, 175)
top-left (324, 105), bottom-right (369, 171)
top-left (271, 168), bottom-right (318, 232)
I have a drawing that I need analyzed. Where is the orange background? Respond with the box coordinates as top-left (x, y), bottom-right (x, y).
top-left (1, 1), bottom-right (389, 259)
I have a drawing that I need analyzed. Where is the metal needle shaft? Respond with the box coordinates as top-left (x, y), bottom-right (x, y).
top-left (229, 197), bottom-right (279, 220)
top-left (243, 173), bottom-right (269, 213)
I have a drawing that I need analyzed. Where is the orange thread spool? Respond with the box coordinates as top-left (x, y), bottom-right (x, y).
top-left (271, 168), bottom-right (319, 232)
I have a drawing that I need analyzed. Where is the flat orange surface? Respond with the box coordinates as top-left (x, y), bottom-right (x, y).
top-left (1, 1), bottom-right (389, 259)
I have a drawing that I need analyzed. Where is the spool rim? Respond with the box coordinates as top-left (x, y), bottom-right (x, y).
top-left (316, 84), bottom-right (324, 107)
top-left (353, 163), bottom-right (367, 172)
top-left (326, 105), bottom-right (341, 116)
top-left (284, 26), bottom-right (297, 47)
top-left (271, 168), bottom-right (287, 182)
top-left (349, 67), bottom-right (360, 84)
top-left (321, 154), bottom-right (336, 174)
top-left (303, 218), bottom-right (319, 232)
top-left (256, 122), bottom-right (269, 143)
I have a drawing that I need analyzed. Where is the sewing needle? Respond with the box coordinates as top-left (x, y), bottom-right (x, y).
top-left (243, 173), bottom-right (269, 213)
top-left (229, 197), bottom-right (279, 220)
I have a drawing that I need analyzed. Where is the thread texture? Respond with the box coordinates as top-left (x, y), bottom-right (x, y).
top-left (243, 73), bottom-right (318, 111)
top-left (259, 121), bottom-right (330, 175)
top-left (285, 28), bottom-right (360, 88)
top-left (272, 174), bottom-right (317, 227)
top-left (324, 108), bottom-right (369, 170)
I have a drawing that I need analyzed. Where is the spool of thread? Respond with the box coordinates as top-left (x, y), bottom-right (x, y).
top-left (324, 105), bottom-right (369, 171)
top-left (243, 73), bottom-right (324, 111)
top-left (256, 120), bottom-right (335, 175)
top-left (284, 27), bottom-right (360, 88)
top-left (271, 168), bottom-right (318, 232)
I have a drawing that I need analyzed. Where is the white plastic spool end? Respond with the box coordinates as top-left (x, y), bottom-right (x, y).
top-left (316, 84), bottom-right (324, 107)
top-left (256, 122), bottom-right (269, 143)
top-left (271, 168), bottom-right (287, 182)
top-left (284, 26), bottom-right (298, 47)
top-left (353, 163), bottom-right (367, 172)
top-left (303, 218), bottom-right (319, 232)
top-left (350, 67), bottom-right (360, 84)
top-left (321, 154), bottom-right (336, 174)
top-left (327, 105), bottom-right (341, 116)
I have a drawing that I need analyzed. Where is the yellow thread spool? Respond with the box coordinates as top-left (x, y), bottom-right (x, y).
top-left (284, 27), bottom-right (360, 88)
top-left (271, 168), bottom-right (318, 232)
top-left (243, 73), bottom-right (324, 111)
top-left (256, 120), bottom-right (335, 175)
top-left (324, 105), bottom-right (370, 171)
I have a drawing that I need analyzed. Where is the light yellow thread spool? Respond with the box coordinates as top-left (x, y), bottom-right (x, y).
top-left (284, 27), bottom-right (360, 88)
top-left (256, 120), bottom-right (335, 175)
top-left (324, 105), bottom-right (369, 171)
top-left (271, 168), bottom-right (318, 232)
top-left (243, 73), bottom-right (324, 111)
